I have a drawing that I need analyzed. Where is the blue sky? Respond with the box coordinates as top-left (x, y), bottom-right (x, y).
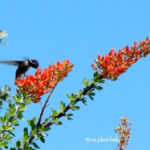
top-left (0, 0), bottom-right (150, 149)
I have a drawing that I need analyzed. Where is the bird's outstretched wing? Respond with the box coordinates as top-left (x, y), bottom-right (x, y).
top-left (0, 60), bottom-right (22, 66)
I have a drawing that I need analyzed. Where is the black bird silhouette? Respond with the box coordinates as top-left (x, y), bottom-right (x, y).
top-left (0, 59), bottom-right (39, 79)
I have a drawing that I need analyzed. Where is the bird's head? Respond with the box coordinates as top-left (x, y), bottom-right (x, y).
top-left (28, 59), bottom-right (39, 68)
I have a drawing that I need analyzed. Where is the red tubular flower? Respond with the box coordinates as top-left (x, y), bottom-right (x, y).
top-left (92, 37), bottom-right (150, 80)
top-left (15, 59), bottom-right (73, 103)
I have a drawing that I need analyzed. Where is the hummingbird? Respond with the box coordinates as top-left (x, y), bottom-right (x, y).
top-left (0, 59), bottom-right (39, 79)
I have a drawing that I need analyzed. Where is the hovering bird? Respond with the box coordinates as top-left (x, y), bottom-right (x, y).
top-left (0, 59), bottom-right (39, 79)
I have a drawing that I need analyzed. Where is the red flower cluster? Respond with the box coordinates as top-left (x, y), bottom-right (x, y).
top-left (92, 37), bottom-right (150, 80)
top-left (15, 59), bottom-right (73, 103)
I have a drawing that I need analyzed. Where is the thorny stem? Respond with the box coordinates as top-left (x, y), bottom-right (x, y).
top-left (43, 82), bottom-right (96, 128)
top-left (24, 87), bottom-right (56, 149)
top-left (36, 87), bottom-right (55, 128)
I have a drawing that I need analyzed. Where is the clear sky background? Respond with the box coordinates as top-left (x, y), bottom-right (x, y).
top-left (0, 0), bottom-right (150, 149)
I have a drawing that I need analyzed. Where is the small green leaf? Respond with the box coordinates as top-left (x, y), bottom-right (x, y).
top-left (66, 93), bottom-right (76, 101)
top-left (16, 141), bottom-right (21, 148)
top-left (8, 131), bottom-right (15, 137)
top-left (0, 117), bottom-right (6, 124)
top-left (11, 118), bottom-right (19, 126)
top-left (95, 86), bottom-right (103, 90)
top-left (40, 137), bottom-right (45, 143)
top-left (0, 141), bottom-right (8, 148)
top-left (5, 125), bottom-right (14, 131)
top-left (71, 106), bottom-right (80, 110)
top-left (41, 132), bottom-right (47, 137)
top-left (78, 89), bottom-right (83, 99)
top-left (52, 109), bottom-right (59, 116)
top-left (13, 93), bottom-right (21, 102)
top-left (44, 118), bottom-right (48, 124)
top-left (69, 101), bottom-right (76, 107)
top-left (43, 127), bottom-right (51, 132)
top-left (17, 111), bottom-right (23, 120)
top-left (22, 92), bottom-right (27, 98)
top-left (89, 95), bottom-right (94, 100)
top-left (93, 72), bottom-right (99, 78)
top-left (4, 135), bottom-right (12, 140)
top-left (19, 103), bottom-right (26, 111)
top-left (81, 99), bottom-right (87, 105)
top-left (9, 104), bottom-right (16, 116)
top-left (10, 148), bottom-right (16, 150)
top-left (60, 101), bottom-right (66, 112)
top-left (65, 113), bottom-right (73, 120)
top-left (89, 92), bottom-right (95, 96)
top-left (32, 142), bottom-right (40, 149)
top-left (55, 121), bottom-right (62, 126)
top-left (66, 94), bottom-right (71, 99)
top-left (25, 98), bottom-right (31, 105)
top-left (23, 128), bottom-right (28, 141)
top-left (83, 78), bottom-right (90, 87)
top-left (30, 122), bottom-right (36, 130)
